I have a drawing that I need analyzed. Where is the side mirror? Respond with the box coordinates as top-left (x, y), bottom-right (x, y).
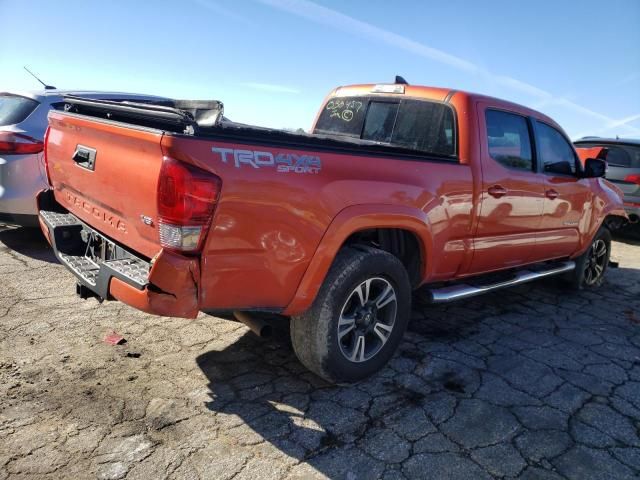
top-left (544, 161), bottom-right (573, 175)
top-left (583, 158), bottom-right (607, 178)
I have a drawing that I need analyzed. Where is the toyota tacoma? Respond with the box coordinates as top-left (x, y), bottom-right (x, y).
top-left (38, 80), bottom-right (627, 382)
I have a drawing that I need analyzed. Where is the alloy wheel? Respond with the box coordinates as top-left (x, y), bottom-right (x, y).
top-left (337, 277), bottom-right (398, 363)
top-left (584, 238), bottom-right (608, 286)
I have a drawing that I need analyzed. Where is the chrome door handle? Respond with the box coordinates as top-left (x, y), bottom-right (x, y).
top-left (545, 189), bottom-right (559, 200)
top-left (488, 185), bottom-right (507, 198)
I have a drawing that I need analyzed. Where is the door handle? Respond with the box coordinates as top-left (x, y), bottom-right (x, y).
top-left (545, 189), bottom-right (559, 200)
top-left (488, 185), bottom-right (507, 198)
top-left (72, 145), bottom-right (97, 171)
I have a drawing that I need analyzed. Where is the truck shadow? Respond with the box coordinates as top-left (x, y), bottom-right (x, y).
top-left (0, 226), bottom-right (58, 263)
top-left (194, 292), bottom-right (523, 477)
top-left (195, 327), bottom-right (435, 478)
top-left (195, 265), bottom-right (640, 477)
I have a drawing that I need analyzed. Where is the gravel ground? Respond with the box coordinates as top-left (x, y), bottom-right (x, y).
top-left (1, 226), bottom-right (639, 480)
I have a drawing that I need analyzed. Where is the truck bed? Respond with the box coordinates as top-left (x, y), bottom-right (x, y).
top-left (61, 96), bottom-right (459, 163)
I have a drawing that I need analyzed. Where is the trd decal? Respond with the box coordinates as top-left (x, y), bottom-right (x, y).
top-left (212, 147), bottom-right (321, 174)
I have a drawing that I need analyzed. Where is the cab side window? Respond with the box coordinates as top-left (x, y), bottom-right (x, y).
top-left (536, 122), bottom-right (577, 175)
top-left (485, 110), bottom-right (533, 171)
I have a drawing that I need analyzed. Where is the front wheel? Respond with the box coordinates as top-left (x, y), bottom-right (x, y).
top-left (290, 246), bottom-right (411, 383)
top-left (566, 227), bottom-right (611, 289)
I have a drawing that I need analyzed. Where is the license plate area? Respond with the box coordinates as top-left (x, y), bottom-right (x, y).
top-left (83, 229), bottom-right (131, 266)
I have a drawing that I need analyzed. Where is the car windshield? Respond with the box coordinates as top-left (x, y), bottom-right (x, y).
top-left (0, 94), bottom-right (40, 126)
top-left (314, 96), bottom-right (456, 158)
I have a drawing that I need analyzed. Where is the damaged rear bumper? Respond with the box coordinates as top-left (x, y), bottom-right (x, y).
top-left (38, 197), bottom-right (200, 319)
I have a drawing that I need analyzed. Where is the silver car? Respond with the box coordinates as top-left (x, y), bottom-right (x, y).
top-left (574, 137), bottom-right (640, 226)
top-left (0, 89), bottom-right (170, 226)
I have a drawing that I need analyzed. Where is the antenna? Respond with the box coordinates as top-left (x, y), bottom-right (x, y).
top-left (23, 66), bottom-right (56, 90)
top-left (395, 75), bottom-right (409, 85)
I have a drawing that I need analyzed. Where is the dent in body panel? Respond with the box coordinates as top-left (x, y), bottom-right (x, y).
top-left (200, 143), bottom-right (474, 312)
top-left (109, 249), bottom-right (201, 319)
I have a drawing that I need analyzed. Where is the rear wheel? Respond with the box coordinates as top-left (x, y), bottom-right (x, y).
top-left (290, 246), bottom-right (411, 383)
top-left (566, 227), bottom-right (611, 289)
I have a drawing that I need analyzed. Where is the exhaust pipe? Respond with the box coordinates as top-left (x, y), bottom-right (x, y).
top-left (233, 311), bottom-right (272, 338)
top-left (629, 214), bottom-right (639, 224)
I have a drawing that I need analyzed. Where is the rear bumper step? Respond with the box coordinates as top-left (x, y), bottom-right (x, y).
top-left (39, 210), bottom-right (150, 299)
top-left (425, 261), bottom-right (575, 303)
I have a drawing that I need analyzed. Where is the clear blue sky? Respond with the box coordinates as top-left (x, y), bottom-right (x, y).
top-left (1, 0), bottom-right (639, 139)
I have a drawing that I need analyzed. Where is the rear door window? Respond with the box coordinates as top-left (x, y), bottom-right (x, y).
top-left (485, 110), bottom-right (533, 171)
top-left (314, 96), bottom-right (456, 158)
top-left (0, 94), bottom-right (39, 126)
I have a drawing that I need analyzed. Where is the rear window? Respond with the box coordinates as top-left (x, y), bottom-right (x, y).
top-left (314, 96), bottom-right (456, 158)
top-left (0, 94), bottom-right (39, 126)
top-left (576, 143), bottom-right (640, 168)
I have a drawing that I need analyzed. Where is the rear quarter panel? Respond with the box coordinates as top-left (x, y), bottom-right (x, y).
top-left (162, 129), bottom-right (476, 312)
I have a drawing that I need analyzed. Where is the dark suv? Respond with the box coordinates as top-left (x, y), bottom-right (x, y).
top-left (574, 137), bottom-right (640, 227)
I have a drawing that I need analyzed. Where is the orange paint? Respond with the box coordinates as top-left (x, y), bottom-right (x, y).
top-left (42, 84), bottom-right (627, 318)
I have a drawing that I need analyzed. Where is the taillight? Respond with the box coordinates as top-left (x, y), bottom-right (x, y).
top-left (624, 174), bottom-right (640, 185)
top-left (0, 131), bottom-right (44, 155)
top-left (42, 126), bottom-right (52, 184)
top-left (157, 156), bottom-right (221, 252)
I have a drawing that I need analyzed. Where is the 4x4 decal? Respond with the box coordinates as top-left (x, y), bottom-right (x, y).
top-left (212, 146), bottom-right (321, 174)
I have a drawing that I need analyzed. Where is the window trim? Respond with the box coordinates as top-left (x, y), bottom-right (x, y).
top-left (533, 120), bottom-right (581, 177)
top-left (484, 108), bottom-right (536, 173)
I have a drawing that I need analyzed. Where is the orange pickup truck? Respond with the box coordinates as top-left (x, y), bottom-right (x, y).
top-left (39, 80), bottom-right (627, 382)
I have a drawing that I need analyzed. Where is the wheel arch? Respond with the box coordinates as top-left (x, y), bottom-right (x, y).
top-left (574, 198), bottom-right (628, 257)
top-left (282, 204), bottom-right (433, 316)
top-left (603, 213), bottom-right (629, 232)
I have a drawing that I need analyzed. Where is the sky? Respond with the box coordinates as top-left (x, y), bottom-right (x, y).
top-left (1, 0), bottom-right (639, 139)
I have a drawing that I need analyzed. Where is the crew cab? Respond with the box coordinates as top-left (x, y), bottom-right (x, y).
top-left (38, 81), bottom-right (627, 382)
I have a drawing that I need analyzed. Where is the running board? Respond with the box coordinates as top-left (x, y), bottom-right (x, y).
top-left (426, 261), bottom-right (575, 303)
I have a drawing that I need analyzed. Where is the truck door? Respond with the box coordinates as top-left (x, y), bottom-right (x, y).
top-left (468, 104), bottom-right (545, 274)
top-left (532, 120), bottom-right (593, 260)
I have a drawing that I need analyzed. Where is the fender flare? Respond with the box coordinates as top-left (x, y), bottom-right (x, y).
top-left (282, 204), bottom-right (433, 316)
top-left (575, 192), bottom-right (628, 257)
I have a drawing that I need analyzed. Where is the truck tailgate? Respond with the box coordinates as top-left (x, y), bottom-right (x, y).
top-left (46, 111), bottom-right (164, 259)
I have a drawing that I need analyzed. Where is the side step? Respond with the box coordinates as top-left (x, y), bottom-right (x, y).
top-left (425, 261), bottom-right (575, 303)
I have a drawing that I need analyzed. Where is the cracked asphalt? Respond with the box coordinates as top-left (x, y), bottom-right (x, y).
top-left (1, 226), bottom-right (640, 480)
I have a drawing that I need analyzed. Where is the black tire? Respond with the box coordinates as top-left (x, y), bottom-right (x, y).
top-left (619, 222), bottom-right (640, 241)
top-left (290, 246), bottom-right (411, 383)
top-left (565, 227), bottom-right (611, 289)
